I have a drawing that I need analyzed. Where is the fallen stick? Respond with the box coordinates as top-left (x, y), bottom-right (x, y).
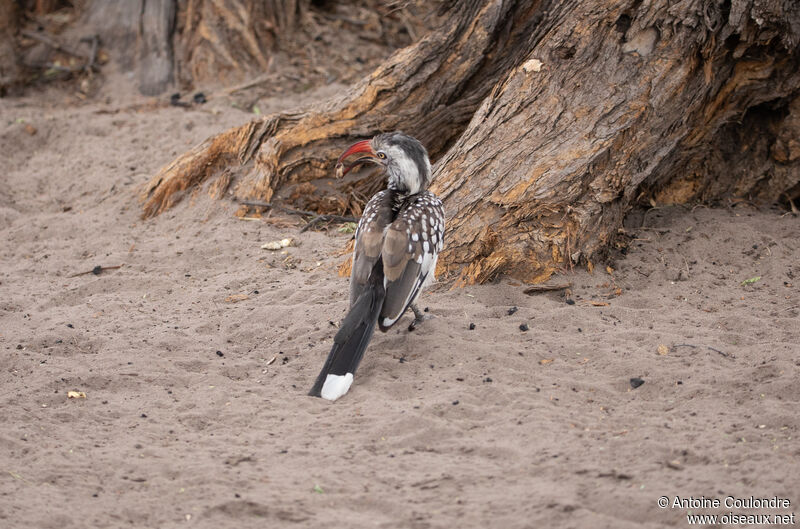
top-left (239, 200), bottom-right (358, 227)
top-left (68, 265), bottom-right (123, 278)
top-left (21, 29), bottom-right (88, 60)
top-left (708, 346), bottom-right (734, 359)
top-left (523, 283), bottom-right (571, 295)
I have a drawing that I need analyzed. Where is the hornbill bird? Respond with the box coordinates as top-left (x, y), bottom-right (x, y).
top-left (308, 132), bottom-right (445, 401)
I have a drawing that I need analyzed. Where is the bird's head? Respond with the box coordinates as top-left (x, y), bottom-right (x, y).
top-left (335, 132), bottom-right (432, 195)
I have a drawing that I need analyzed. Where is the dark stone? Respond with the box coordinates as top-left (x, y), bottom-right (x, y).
top-left (630, 377), bottom-right (645, 389)
top-left (469, 323), bottom-right (476, 330)
top-left (519, 323), bottom-right (529, 331)
top-left (216, 350), bottom-right (223, 357)
top-left (507, 306), bottom-right (518, 315)
top-left (566, 299), bottom-right (575, 305)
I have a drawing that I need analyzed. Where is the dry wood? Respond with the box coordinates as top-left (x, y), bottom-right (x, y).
top-left (523, 283), bottom-right (572, 295)
top-left (20, 29), bottom-right (88, 59)
top-left (139, 0), bottom-right (800, 285)
top-left (68, 264), bottom-right (123, 278)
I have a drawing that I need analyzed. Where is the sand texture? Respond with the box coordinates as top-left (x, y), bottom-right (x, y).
top-left (1, 90), bottom-right (799, 528)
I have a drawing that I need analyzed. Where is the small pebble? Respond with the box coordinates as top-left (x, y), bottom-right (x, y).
top-left (423, 307), bottom-right (429, 312)
top-left (469, 323), bottom-right (476, 330)
top-left (67, 323), bottom-right (74, 328)
top-left (193, 92), bottom-right (207, 104)
top-left (565, 299), bottom-right (575, 305)
top-left (484, 377), bottom-right (492, 383)
top-left (630, 377), bottom-right (645, 389)
top-left (399, 357), bottom-right (406, 363)
top-left (216, 350), bottom-right (224, 357)
top-left (507, 306), bottom-right (518, 315)
top-left (519, 323), bottom-right (529, 332)
top-left (452, 400), bottom-right (459, 405)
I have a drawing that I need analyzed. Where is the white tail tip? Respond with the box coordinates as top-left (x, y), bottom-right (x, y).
top-left (320, 373), bottom-right (354, 401)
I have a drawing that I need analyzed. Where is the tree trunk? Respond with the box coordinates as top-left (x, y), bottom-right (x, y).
top-left (176, 0), bottom-right (299, 87)
top-left (0, 0), bottom-right (19, 94)
top-left (141, 0), bottom-right (800, 284)
top-left (81, 0), bottom-right (300, 95)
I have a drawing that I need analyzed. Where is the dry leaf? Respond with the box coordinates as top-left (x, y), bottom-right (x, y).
top-left (67, 391), bottom-right (86, 399)
top-left (606, 266), bottom-right (614, 274)
top-left (539, 358), bottom-right (554, 365)
top-left (224, 294), bottom-right (249, 303)
top-left (587, 261), bottom-right (594, 274)
top-left (590, 301), bottom-right (609, 306)
top-left (657, 344), bottom-right (669, 356)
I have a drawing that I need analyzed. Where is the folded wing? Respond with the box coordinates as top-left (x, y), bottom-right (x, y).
top-left (378, 192), bottom-right (444, 331)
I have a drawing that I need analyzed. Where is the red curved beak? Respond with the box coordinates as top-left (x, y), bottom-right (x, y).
top-left (335, 140), bottom-right (378, 178)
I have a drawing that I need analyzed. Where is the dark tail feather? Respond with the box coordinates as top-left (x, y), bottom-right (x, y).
top-left (308, 264), bottom-right (385, 400)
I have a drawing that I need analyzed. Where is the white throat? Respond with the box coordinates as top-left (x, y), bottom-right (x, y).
top-left (385, 145), bottom-right (429, 195)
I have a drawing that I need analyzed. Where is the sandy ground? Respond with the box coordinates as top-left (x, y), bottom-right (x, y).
top-left (1, 86), bottom-right (799, 529)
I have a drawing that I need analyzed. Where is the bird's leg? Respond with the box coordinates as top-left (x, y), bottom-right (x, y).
top-left (407, 303), bottom-right (431, 332)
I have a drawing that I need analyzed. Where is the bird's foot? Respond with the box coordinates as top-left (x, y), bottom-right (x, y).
top-left (408, 304), bottom-right (433, 332)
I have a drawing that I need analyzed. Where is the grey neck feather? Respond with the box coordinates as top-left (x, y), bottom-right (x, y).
top-left (374, 133), bottom-right (432, 196)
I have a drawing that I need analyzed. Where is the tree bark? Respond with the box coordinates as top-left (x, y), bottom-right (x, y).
top-left (141, 0), bottom-right (800, 284)
top-left (176, 0), bottom-right (299, 87)
top-left (139, 0), bottom-right (176, 96)
top-left (0, 0), bottom-right (19, 94)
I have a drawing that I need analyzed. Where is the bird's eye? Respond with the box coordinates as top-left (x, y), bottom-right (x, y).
top-left (376, 151), bottom-right (386, 159)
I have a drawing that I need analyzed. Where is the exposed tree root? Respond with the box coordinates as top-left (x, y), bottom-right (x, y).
top-left (141, 0), bottom-right (800, 285)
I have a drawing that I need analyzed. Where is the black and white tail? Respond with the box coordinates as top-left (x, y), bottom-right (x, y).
top-left (308, 264), bottom-right (386, 401)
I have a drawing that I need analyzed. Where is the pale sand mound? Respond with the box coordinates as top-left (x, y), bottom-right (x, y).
top-left (1, 90), bottom-right (798, 529)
